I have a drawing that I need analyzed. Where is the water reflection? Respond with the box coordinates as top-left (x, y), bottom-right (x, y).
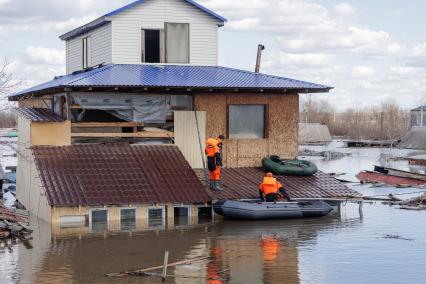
top-left (0, 208), bottom-right (363, 284)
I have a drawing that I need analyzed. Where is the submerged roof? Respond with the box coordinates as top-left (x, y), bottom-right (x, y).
top-left (195, 168), bottom-right (361, 200)
top-left (32, 144), bottom-right (211, 206)
top-left (9, 64), bottom-right (331, 100)
top-left (60, 0), bottom-right (226, 40)
top-left (17, 108), bottom-right (64, 123)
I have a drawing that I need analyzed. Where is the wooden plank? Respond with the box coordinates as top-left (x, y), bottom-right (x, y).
top-left (71, 131), bottom-right (174, 138)
top-left (68, 104), bottom-right (82, 109)
top-left (66, 93), bottom-right (72, 121)
top-left (72, 122), bottom-right (144, 128)
top-left (105, 256), bottom-right (209, 278)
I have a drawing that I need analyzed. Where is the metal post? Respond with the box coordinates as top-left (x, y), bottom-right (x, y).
top-left (421, 108), bottom-right (424, 127)
top-left (255, 44), bottom-right (265, 73)
top-left (162, 250), bottom-right (169, 281)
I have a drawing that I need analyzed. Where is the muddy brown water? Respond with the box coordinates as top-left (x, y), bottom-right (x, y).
top-left (2, 142), bottom-right (426, 283)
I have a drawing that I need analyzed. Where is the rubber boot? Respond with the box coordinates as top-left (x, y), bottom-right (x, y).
top-left (215, 180), bottom-right (223, 191)
top-left (209, 180), bottom-right (215, 191)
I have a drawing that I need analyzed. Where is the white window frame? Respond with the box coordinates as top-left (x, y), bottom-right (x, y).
top-left (173, 205), bottom-right (192, 227)
top-left (147, 206), bottom-right (165, 228)
top-left (89, 208), bottom-right (109, 231)
top-left (141, 28), bottom-right (165, 63)
top-left (119, 207), bottom-right (137, 231)
top-left (82, 36), bottom-right (91, 69)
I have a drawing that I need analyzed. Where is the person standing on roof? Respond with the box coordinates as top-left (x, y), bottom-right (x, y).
top-left (259, 172), bottom-right (291, 202)
top-left (205, 135), bottom-right (225, 191)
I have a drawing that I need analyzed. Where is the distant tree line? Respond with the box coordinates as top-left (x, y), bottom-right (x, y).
top-left (300, 98), bottom-right (410, 141)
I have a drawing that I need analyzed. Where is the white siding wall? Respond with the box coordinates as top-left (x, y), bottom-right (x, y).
top-left (174, 111), bottom-right (206, 168)
top-left (111, 0), bottom-right (220, 65)
top-left (66, 23), bottom-right (112, 74)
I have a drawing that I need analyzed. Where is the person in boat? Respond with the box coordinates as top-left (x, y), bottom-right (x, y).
top-left (259, 172), bottom-right (291, 202)
top-left (205, 135), bottom-right (225, 191)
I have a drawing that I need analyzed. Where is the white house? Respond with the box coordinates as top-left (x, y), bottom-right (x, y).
top-left (60, 0), bottom-right (226, 74)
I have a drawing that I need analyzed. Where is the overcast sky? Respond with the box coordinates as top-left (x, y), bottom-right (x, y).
top-left (1, 0), bottom-right (425, 110)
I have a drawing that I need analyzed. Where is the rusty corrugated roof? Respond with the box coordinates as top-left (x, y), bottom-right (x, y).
top-left (32, 144), bottom-right (211, 206)
top-left (0, 203), bottom-right (28, 223)
top-left (196, 168), bottom-right (361, 200)
top-left (17, 108), bottom-right (63, 122)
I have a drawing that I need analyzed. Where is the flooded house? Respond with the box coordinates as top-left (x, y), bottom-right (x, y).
top-left (400, 104), bottom-right (426, 149)
top-left (9, 0), bottom-right (359, 229)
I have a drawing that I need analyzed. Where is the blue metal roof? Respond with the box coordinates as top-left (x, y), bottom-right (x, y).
top-left (9, 64), bottom-right (331, 100)
top-left (60, 0), bottom-right (226, 40)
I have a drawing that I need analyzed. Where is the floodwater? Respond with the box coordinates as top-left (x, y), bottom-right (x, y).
top-left (1, 141), bottom-right (426, 284)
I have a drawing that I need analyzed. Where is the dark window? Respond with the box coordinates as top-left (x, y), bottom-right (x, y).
top-left (197, 207), bottom-right (212, 224)
top-left (120, 208), bottom-right (136, 231)
top-left (143, 29), bottom-right (160, 63)
top-left (91, 209), bottom-right (108, 232)
top-left (174, 207), bottom-right (189, 226)
top-left (228, 105), bottom-right (266, 139)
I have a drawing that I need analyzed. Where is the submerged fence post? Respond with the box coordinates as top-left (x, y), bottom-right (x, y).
top-left (358, 201), bottom-right (363, 218)
top-left (162, 250), bottom-right (169, 281)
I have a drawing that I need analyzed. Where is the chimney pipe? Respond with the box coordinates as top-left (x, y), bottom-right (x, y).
top-left (255, 44), bottom-right (265, 73)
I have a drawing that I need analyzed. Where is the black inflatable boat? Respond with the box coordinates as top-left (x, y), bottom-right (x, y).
top-left (213, 199), bottom-right (333, 220)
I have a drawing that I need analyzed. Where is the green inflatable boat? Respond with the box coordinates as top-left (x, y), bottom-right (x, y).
top-left (262, 155), bottom-right (318, 176)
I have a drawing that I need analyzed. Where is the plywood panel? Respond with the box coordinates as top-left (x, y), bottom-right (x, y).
top-left (194, 94), bottom-right (227, 139)
top-left (268, 94), bottom-right (299, 158)
top-left (174, 111), bottom-right (206, 168)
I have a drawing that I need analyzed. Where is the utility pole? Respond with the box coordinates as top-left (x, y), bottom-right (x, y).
top-left (255, 44), bottom-right (265, 73)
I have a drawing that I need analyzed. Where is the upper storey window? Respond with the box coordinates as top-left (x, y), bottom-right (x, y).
top-left (142, 23), bottom-right (189, 64)
top-left (82, 37), bottom-right (91, 69)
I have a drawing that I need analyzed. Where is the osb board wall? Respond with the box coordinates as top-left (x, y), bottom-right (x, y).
top-left (31, 121), bottom-right (71, 146)
top-left (195, 93), bottom-right (299, 167)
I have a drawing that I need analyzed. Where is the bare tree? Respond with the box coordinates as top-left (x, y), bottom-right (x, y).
top-left (0, 59), bottom-right (20, 127)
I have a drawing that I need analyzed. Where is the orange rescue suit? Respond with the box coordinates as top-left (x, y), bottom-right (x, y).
top-left (259, 176), bottom-right (283, 195)
top-left (205, 138), bottom-right (222, 181)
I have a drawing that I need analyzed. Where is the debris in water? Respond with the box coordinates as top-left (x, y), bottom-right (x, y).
top-left (383, 234), bottom-right (414, 241)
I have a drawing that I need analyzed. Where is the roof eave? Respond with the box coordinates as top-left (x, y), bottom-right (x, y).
top-left (59, 16), bottom-right (109, 41)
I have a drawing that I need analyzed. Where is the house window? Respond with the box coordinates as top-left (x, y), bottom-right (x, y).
top-left (165, 23), bottom-right (189, 63)
top-left (148, 207), bottom-right (165, 227)
top-left (82, 37), bottom-right (91, 69)
top-left (174, 206), bottom-right (190, 226)
top-left (197, 206), bottom-right (213, 224)
top-left (228, 105), bottom-right (266, 139)
top-left (142, 29), bottom-right (163, 63)
top-left (120, 208), bottom-right (136, 231)
top-left (90, 209), bottom-right (108, 232)
top-left (141, 23), bottom-right (189, 64)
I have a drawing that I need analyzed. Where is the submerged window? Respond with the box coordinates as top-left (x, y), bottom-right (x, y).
top-left (91, 209), bottom-right (108, 232)
top-left (174, 207), bottom-right (190, 226)
top-left (142, 29), bottom-right (162, 63)
top-left (148, 208), bottom-right (164, 227)
top-left (197, 207), bottom-right (213, 224)
top-left (120, 208), bottom-right (136, 231)
top-left (82, 37), bottom-right (91, 69)
top-left (228, 105), bottom-right (266, 139)
top-left (165, 23), bottom-right (189, 63)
